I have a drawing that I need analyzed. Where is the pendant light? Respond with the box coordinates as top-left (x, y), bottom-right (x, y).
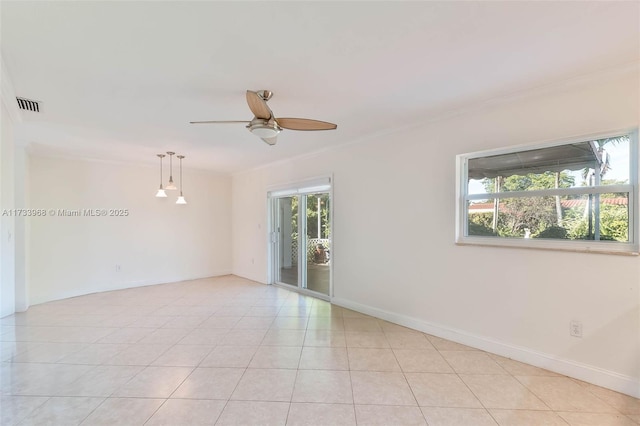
top-left (166, 151), bottom-right (178, 190)
top-left (176, 155), bottom-right (187, 204)
top-left (155, 154), bottom-right (168, 198)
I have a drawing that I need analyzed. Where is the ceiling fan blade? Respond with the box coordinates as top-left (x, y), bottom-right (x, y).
top-left (190, 120), bottom-right (250, 124)
top-left (276, 118), bottom-right (337, 131)
top-left (246, 90), bottom-right (272, 120)
top-left (261, 136), bottom-right (278, 146)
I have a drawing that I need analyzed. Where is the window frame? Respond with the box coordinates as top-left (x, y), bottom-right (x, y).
top-left (455, 129), bottom-right (639, 255)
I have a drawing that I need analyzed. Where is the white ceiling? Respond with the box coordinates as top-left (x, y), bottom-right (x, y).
top-left (2, 1), bottom-right (638, 173)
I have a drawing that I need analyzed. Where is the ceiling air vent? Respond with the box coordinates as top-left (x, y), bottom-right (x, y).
top-left (16, 97), bottom-right (40, 112)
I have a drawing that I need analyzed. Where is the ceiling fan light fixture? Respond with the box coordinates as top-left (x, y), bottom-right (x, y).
top-left (247, 118), bottom-right (281, 140)
top-left (252, 127), bottom-right (279, 138)
top-left (249, 124), bottom-right (281, 139)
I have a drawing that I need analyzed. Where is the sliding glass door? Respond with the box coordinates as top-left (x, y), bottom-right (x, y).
top-left (277, 196), bottom-right (299, 287)
top-left (270, 184), bottom-right (331, 297)
top-left (304, 193), bottom-right (330, 295)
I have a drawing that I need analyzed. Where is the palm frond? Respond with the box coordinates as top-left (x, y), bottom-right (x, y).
top-left (594, 135), bottom-right (629, 148)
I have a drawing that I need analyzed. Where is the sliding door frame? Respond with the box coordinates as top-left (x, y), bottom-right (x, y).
top-left (267, 176), bottom-right (333, 300)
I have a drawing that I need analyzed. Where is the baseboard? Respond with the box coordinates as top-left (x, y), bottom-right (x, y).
top-left (28, 271), bottom-right (233, 306)
top-left (331, 296), bottom-right (640, 399)
top-left (231, 270), bottom-right (268, 285)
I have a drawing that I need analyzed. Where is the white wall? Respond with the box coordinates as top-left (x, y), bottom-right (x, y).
top-left (29, 156), bottom-right (232, 304)
top-left (0, 101), bottom-right (16, 317)
top-left (0, 55), bottom-right (25, 317)
top-left (13, 144), bottom-right (29, 311)
top-left (232, 68), bottom-right (640, 396)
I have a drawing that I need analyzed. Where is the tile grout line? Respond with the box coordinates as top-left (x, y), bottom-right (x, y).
top-left (72, 395), bottom-right (109, 426)
top-left (438, 346), bottom-right (515, 424)
top-left (139, 296), bottom-right (205, 426)
top-left (5, 279), bottom-right (636, 425)
top-left (380, 324), bottom-right (429, 425)
top-left (212, 320), bottom-right (266, 425)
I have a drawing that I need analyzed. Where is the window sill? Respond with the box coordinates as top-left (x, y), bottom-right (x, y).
top-left (456, 236), bottom-right (639, 256)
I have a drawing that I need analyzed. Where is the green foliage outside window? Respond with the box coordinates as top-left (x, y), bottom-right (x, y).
top-left (468, 142), bottom-right (629, 241)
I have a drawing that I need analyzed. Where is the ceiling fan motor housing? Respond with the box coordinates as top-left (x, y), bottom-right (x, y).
top-left (257, 90), bottom-right (273, 101)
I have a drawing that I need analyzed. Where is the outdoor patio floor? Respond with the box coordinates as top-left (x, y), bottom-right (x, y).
top-left (279, 263), bottom-right (330, 296)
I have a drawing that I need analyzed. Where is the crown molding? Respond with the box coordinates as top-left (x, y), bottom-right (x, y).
top-left (234, 60), bottom-right (640, 177)
top-left (27, 144), bottom-right (229, 177)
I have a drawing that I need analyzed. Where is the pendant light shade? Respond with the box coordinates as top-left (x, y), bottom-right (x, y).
top-left (155, 154), bottom-right (168, 198)
top-left (176, 155), bottom-right (187, 205)
top-left (166, 152), bottom-right (178, 190)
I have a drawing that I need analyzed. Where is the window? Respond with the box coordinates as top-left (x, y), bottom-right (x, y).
top-left (456, 130), bottom-right (638, 254)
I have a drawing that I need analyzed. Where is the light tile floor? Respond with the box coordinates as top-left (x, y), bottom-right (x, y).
top-left (1, 276), bottom-right (638, 426)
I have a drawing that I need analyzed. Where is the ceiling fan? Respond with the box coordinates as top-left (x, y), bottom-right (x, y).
top-left (190, 90), bottom-right (337, 146)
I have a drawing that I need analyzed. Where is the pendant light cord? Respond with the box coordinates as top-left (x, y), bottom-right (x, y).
top-left (157, 154), bottom-right (166, 187)
top-left (179, 157), bottom-right (183, 194)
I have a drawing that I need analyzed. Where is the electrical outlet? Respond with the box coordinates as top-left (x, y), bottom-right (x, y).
top-left (115, 264), bottom-right (121, 273)
top-left (570, 320), bottom-right (583, 338)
